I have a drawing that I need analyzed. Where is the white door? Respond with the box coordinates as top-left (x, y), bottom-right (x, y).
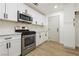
top-left (0, 3), bottom-right (5, 19)
top-left (9, 36), bottom-right (21, 56)
top-left (6, 3), bottom-right (17, 21)
top-left (0, 42), bottom-right (8, 56)
top-left (48, 15), bottom-right (59, 42)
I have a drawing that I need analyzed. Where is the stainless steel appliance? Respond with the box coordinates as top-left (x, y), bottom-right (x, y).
top-left (15, 30), bottom-right (36, 56)
top-left (17, 11), bottom-right (33, 24)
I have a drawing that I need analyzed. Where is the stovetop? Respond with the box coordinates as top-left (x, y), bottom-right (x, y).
top-left (15, 29), bottom-right (36, 35)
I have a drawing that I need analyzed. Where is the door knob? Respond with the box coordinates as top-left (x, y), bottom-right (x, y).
top-left (57, 28), bottom-right (59, 32)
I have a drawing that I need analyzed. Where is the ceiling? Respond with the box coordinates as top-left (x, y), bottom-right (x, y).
top-left (26, 3), bottom-right (70, 15)
top-left (26, 3), bottom-right (78, 15)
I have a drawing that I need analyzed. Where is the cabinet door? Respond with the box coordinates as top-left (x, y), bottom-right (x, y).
top-left (6, 3), bottom-right (17, 21)
top-left (42, 16), bottom-right (45, 26)
top-left (43, 32), bottom-right (48, 41)
top-left (0, 42), bottom-right (8, 56)
top-left (75, 4), bottom-right (79, 11)
top-left (37, 14), bottom-right (42, 25)
top-left (41, 32), bottom-right (45, 42)
top-left (31, 13), bottom-right (37, 24)
top-left (17, 3), bottom-right (26, 13)
top-left (0, 3), bottom-right (5, 19)
top-left (36, 33), bottom-right (43, 46)
top-left (36, 33), bottom-right (40, 46)
top-left (9, 35), bottom-right (21, 56)
top-left (46, 32), bottom-right (48, 40)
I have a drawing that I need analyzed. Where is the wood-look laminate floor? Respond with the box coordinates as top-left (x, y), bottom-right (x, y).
top-left (26, 41), bottom-right (79, 56)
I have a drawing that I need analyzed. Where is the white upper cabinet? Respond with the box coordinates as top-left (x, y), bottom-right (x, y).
top-left (37, 14), bottom-right (42, 25)
top-left (42, 16), bottom-right (48, 26)
top-left (75, 4), bottom-right (79, 11)
top-left (17, 3), bottom-right (47, 26)
top-left (0, 3), bottom-right (5, 19)
top-left (6, 3), bottom-right (17, 21)
top-left (17, 3), bottom-right (26, 13)
top-left (0, 3), bottom-right (47, 26)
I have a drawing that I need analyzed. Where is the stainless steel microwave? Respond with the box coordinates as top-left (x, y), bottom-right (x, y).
top-left (17, 11), bottom-right (33, 24)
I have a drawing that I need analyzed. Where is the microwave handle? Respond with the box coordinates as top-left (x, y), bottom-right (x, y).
top-left (17, 11), bottom-right (20, 21)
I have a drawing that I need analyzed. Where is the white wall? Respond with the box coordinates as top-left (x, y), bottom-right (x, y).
top-left (47, 4), bottom-right (75, 49)
top-left (63, 4), bottom-right (75, 49)
top-left (0, 21), bottom-right (16, 34)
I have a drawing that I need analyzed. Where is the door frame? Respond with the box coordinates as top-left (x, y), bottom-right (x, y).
top-left (75, 12), bottom-right (79, 47)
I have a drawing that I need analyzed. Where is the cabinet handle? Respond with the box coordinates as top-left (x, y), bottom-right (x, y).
top-left (57, 28), bottom-right (59, 32)
top-left (6, 43), bottom-right (8, 49)
top-left (4, 13), bottom-right (6, 18)
top-left (39, 35), bottom-right (41, 38)
top-left (5, 37), bottom-right (12, 40)
top-left (36, 21), bottom-right (37, 24)
top-left (6, 14), bottom-right (8, 18)
top-left (45, 34), bottom-right (47, 36)
top-left (4, 13), bottom-right (8, 18)
top-left (9, 42), bottom-right (11, 48)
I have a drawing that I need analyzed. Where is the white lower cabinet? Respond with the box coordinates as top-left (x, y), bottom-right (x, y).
top-left (0, 34), bottom-right (21, 56)
top-left (44, 32), bottom-right (48, 41)
top-left (41, 32), bottom-right (48, 43)
top-left (9, 35), bottom-right (21, 56)
top-left (0, 41), bottom-right (9, 56)
top-left (36, 33), bottom-right (40, 46)
top-left (36, 33), bottom-right (42, 46)
top-left (36, 31), bottom-right (48, 46)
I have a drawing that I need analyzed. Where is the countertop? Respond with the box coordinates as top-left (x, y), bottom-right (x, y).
top-left (0, 30), bottom-right (48, 36)
top-left (35, 30), bottom-right (48, 33)
top-left (0, 32), bottom-right (21, 36)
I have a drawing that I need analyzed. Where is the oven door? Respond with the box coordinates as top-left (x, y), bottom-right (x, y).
top-left (22, 34), bottom-right (36, 50)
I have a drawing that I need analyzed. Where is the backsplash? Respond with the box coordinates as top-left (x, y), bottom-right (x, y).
top-left (0, 20), bottom-right (16, 34)
top-left (0, 20), bottom-right (48, 34)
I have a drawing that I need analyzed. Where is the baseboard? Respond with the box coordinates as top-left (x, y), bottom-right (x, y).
top-left (75, 45), bottom-right (79, 48)
top-left (47, 40), bottom-right (64, 46)
top-left (64, 45), bottom-right (75, 50)
top-left (75, 46), bottom-right (79, 49)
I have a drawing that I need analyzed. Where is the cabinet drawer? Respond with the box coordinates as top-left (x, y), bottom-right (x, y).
top-left (0, 36), bottom-right (9, 43)
top-left (0, 34), bottom-right (21, 42)
top-left (11, 35), bottom-right (21, 39)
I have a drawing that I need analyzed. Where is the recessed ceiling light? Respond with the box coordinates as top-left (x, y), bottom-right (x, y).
top-left (54, 5), bottom-right (58, 8)
top-left (33, 3), bottom-right (39, 6)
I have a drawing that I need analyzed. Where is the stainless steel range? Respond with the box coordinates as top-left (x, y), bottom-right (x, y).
top-left (15, 29), bottom-right (36, 56)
